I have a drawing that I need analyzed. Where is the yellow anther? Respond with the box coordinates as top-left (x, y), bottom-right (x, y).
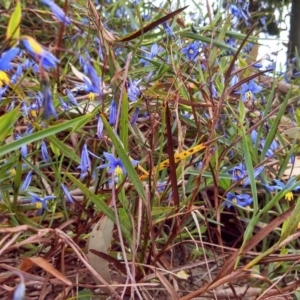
top-left (35, 202), bottom-right (43, 209)
top-left (89, 92), bottom-right (95, 101)
top-left (115, 165), bottom-right (123, 176)
top-left (0, 71), bottom-right (9, 86)
top-left (246, 90), bottom-right (253, 100)
top-left (285, 192), bottom-right (294, 201)
top-left (30, 110), bottom-right (37, 118)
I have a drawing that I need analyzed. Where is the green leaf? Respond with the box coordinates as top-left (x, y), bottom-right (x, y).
top-left (6, 0), bottom-right (21, 43)
top-left (48, 136), bottom-right (80, 163)
top-left (0, 107), bottom-right (20, 143)
top-left (295, 108), bottom-right (300, 126)
top-left (0, 114), bottom-right (93, 158)
top-left (120, 91), bottom-right (129, 153)
top-left (49, 141), bottom-right (60, 157)
top-left (261, 90), bottom-right (289, 159)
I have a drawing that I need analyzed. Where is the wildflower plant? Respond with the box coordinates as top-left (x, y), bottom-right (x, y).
top-left (0, 0), bottom-right (300, 299)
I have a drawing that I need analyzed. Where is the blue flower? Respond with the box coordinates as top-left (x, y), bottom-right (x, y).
top-left (130, 107), bottom-right (139, 125)
top-left (21, 171), bottom-right (33, 191)
top-left (162, 22), bottom-right (175, 38)
top-left (260, 139), bottom-right (278, 158)
top-left (243, 42), bottom-right (254, 53)
top-left (210, 83), bottom-right (218, 98)
top-left (77, 144), bottom-right (91, 179)
top-left (21, 36), bottom-right (60, 70)
top-left (243, 165), bottom-right (264, 186)
top-left (229, 162), bottom-right (264, 186)
top-left (234, 79), bottom-right (262, 102)
top-left (226, 37), bottom-right (237, 49)
top-left (0, 86), bottom-right (8, 100)
top-left (12, 272), bottom-right (26, 300)
top-left (22, 58), bottom-right (32, 70)
top-left (41, 0), bottom-right (71, 25)
top-left (250, 129), bottom-right (258, 144)
top-left (229, 4), bottom-right (239, 17)
top-left (61, 184), bottom-right (74, 203)
top-left (96, 114), bottom-right (103, 138)
top-left (94, 37), bottom-right (104, 60)
top-left (83, 49), bottom-right (91, 62)
top-left (156, 181), bottom-right (168, 192)
top-left (21, 101), bottom-right (29, 117)
top-left (36, 91), bottom-right (44, 107)
top-left (182, 41), bottom-right (200, 61)
top-left (98, 152), bottom-right (138, 176)
top-left (10, 64), bottom-right (23, 84)
top-left (230, 74), bottom-right (239, 87)
top-left (229, 3), bottom-right (251, 27)
top-left (28, 102), bottom-right (39, 118)
top-left (98, 152), bottom-right (126, 175)
top-left (65, 89), bottom-right (78, 106)
top-left (59, 96), bottom-right (70, 110)
top-left (109, 100), bottom-right (117, 126)
top-left (253, 62), bottom-right (263, 69)
top-left (269, 177), bottom-right (300, 201)
top-left (84, 64), bottom-right (102, 95)
top-left (0, 48), bottom-right (20, 71)
top-left (115, 6), bottom-right (126, 18)
top-left (8, 99), bottom-right (15, 111)
top-left (229, 163), bottom-right (247, 181)
top-left (224, 192), bottom-right (253, 208)
top-left (41, 141), bottom-right (50, 162)
top-left (28, 192), bottom-right (56, 211)
top-left (40, 78), bottom-right (58, 120)
top-left (127, 79), bottom-right (141, 102)
top-left (15, 134), bottom-right (28, 158)
top-left (139, 43), bottom-right (159, 66)
top-left (150, 43), bottom-right (159, 57)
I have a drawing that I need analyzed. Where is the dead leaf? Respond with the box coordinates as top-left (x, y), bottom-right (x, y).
top-left (87, 216), bottom-right (114, 294)
top-left (156, 269), bottom-right (179, 300)
top-left (22, 257), bottom-right (72, 286)
top-left (282, 127), bottom-right (300, 140)
top-left (283, 156), bottom-right (300, 177)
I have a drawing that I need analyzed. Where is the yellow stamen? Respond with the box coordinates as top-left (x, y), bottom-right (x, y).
top-left (30, 110), bottom-right (37, 118)
top-left (115, 165), bottom-right (123, 176)
top-left (35, 202), bottom-right (43, 209)
top-left (285, 192), bottom-right (294, 201)
top-left (89, 92), bottom-right (95, 101)
top-left (232, 197), bottom-right (237, 204)
top-left (235, 170), bottom-right (241, 177)
top-left (246, 90), bottom-right (252, 100)
top-left (0, 71), bottom-right (9, 86)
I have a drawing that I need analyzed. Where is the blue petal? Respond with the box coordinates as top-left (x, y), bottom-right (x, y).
top-left (0, 48), bottom-right (20, 71)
